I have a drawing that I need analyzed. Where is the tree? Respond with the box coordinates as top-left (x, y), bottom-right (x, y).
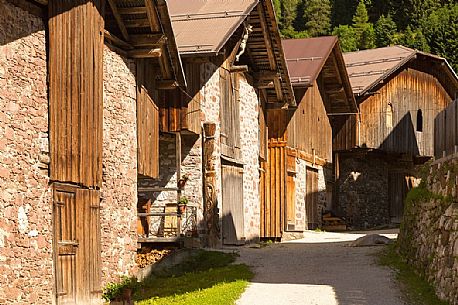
top-left (302, 0), bottom-right (332, 36)
top-left (375, 14), bottom-right (397, 47)
top-left (420, 3), bottom-right (458, 72)
top-left (352, 0), bottom-right (376, 49)
top-left (332, 25), bottom-right (358, 52)
top-left (272, 0), bottom-right (282, 25)
top-left (400, 26), bottom-right (430, 52)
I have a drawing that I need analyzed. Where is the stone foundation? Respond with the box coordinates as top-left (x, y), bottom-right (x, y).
top-left (0, 2), bottom-right (53, 304)
top-left (336, 152), bottom-right (413, 229)
top-left (399, 160), bottom-right (458, 305)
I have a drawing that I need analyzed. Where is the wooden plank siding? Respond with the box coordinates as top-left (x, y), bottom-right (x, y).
top-left (358, 68), bottom-right (451, 157)
top-left (137, 59), bottom-right (160, 178)
top-left (435, 100), bottom-right (458, 159)
top-left (159, 62), bottom-right (201, 134)
top-left (53, 184), bottom-right (101, 305)
top-left (260, 141), bottom-right (286, 238)
top-left (48, 0), bottom-right (104, 188)
top-left (333, 114), bottom-right (358, 151)
top-left (220, 68), bottom-right (241, 159)
top-left (305, 167), bottom-right (319, 230)
top-left (287, 83), bottom-right (332, 162)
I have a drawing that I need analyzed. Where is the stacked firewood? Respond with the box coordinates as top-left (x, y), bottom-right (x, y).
top-left (135, 248), bottom-right (174, 268)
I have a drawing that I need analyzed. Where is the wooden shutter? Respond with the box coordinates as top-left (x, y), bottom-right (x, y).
top-left (220, 69), bottom-right (241, 159)
top-left (53, 184), bottom-right (101, 305)
top-left (137, 59), bottom-right (160, 178)
top-left (306, 167), bottom-right (319, 230)
top-left (286, 154), bottom-right (296, 231)
top-left (48, 0), bottom-right (104, 188)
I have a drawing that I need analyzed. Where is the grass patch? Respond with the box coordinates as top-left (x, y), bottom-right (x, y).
top-left (133, 250), bottom-right (253, 305)
top-left (378, 244), bottom-right (450, 305)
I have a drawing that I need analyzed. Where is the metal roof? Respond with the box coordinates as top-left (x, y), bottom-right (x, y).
top-left (282, 36), bottom-right (338, 86)
top-left (167, 0), bottom-right (259, 54)
top-left (344, 45), bottom-right (458, 98)
top-left (282, 36), bottom-right (357, 113)
top-left (344, 46), bottom-right (417, 96)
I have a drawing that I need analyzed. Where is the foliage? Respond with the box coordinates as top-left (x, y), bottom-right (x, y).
top-left (102, 276), bottom-right (138, 302)
top-left (352, 0), bottom-right (376, 50)
top-left (302, 0), bottom-right (332, 36)
top-left (178, 196), bottom-right (189, 205)
top-left (332, 25), bottom-right (358, 52)
top-left (374, 14), bottom-right (397, 47)
top-left (400, 26), bottom-right (430, 52)
top-left (134, 250), bottom-right (253, 305)
top-left (378, 244), bottom-right (450, 305)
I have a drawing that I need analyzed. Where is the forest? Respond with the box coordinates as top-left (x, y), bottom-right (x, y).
top-left (273, 0), bottom-right (458, 72)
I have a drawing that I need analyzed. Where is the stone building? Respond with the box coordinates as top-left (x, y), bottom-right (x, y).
top-left (335, 46), bottom-right (458, 229)
top-left (137, 0), bottom-right (295, 246)
top-left (258, 36), bottom-right (357, 239)
top-left (0, 0), bottom-right (185, 304)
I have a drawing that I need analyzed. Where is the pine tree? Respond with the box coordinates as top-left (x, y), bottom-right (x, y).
top-left (375, 14), bottom-right (397, 47)
top-left (401, 26), bottom-right (430, 52)
top-left (332, 25), bottom-right (358, 52)
top-left (352, 0), bottom-right (376, 50)
top-left (302, 0), bottom-right (332, 36)
top-left (272, 0), bottom-right (282, 25)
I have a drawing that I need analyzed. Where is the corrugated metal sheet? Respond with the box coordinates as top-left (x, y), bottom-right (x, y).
top-left (282, 36), bottom-right (338, 86)
top-left (344, 46), bottom-right (415, 96)
top-left (167, 0), bottom-right (258, 54)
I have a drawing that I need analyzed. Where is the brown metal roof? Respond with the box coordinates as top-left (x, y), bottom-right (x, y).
top-left (344, 46), bottom-right (416, 96)
top-left (282, 36), bottom-right (337, 86)
top-left (282, 36), bottom-right (357, 113)
top-left (344, 45), bottom-right (458, 99)
top-left (167, 0), bottom-right (259, 54)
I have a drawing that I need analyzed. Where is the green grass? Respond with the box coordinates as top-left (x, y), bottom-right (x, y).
top-left (133, 250), bottom-right (254, 305)
top-left (377, 244), bottom-right (450, 305)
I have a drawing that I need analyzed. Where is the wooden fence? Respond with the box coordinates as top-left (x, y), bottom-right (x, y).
top-left (434, 99), bottom-right (458, 159)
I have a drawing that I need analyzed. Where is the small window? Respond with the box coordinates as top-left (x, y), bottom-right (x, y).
top-left (417, 109), bottom-right (423, 132)
top-left (386, 103), bottom-right (393, 128)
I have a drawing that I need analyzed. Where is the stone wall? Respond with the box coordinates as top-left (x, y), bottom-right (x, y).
top-left (336, 153), bottom-right (412, 229)
top-left (294, 158), bottom-right (307, 231)
top-left (0, 2), bottom-right (53, 304)
top-left (399, 160), bottom-right (458, 305)
top-left (239, 75), bottom-right (260, 241)
top-left (101, 46), bottom-right (138, 284)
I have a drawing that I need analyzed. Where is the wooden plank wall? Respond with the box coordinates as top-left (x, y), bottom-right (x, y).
top-left (260, 141), bottom-right (286, 238)
top-left (221, 163), bottom-right (244, 245)
top-left (435, 100), bottom-right (458, 159)
top-left (137, 59), bottom-right (160, 178)
top-left (287, 84), bottom-right (332, 161)
top-left (305, 167), bottom-right (319, 230)
top-left (285, 152), bottom-right (296, 231)
top-left (358, 69), bottom-right (451, 157)
top-left (333, 114), bottom-right (358, 151)
top-left (49, 0), bottom-right (104, 188)
top-left (159, 62), bottom-right (201, 134)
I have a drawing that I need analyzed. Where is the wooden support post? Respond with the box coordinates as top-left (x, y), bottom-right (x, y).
top-left (203, 123), bottom-right (220, 247)
top-left (176, 132), bottom-right (182, 236)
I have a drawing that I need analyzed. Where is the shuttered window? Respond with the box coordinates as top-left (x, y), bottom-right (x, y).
top-left (220, 68), bottom-right (241, 158)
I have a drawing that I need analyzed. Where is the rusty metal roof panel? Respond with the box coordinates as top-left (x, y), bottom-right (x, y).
top-left (167, 0), bottom-right (259, 54)
top-left (282, 36), bottom-right (338, 86)
top-left (344, 46), bottom-right (415, 96)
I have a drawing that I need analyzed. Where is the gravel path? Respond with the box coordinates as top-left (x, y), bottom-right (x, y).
top-left (236, 230), bottom-right (405, 305)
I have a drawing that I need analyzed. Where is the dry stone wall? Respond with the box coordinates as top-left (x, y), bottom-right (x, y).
top-left (399, 160), bottom-right (458, 305)
top-left (0, 2), bottom-right (53, 304)
top-left (101, 46), bottom-right (138, 284)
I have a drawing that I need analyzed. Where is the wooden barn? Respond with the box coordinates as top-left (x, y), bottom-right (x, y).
top-left (0, 0), bottom-right (185, 304)
top-left (334, 46), bottom-right (458, 229)
top-left (259, 36), bottom-right (357, 239)
top-left (137, 0), bottom-right (294, 247)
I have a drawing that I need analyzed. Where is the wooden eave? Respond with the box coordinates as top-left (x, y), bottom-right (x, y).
top-left (246, 1), bottom-right (295, 107)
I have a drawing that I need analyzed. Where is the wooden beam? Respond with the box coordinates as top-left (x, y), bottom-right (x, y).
top-left (145, 0), bottom-right (161, 32)
top-left (254, 71), bottom-right (280, 80)
top-left (156, 80), bottom-right (179, 90)
top-left (159, 46), bottom-right (172, 79)
top-left (229, 65), bottom-right (249, 73)
top-left (118, 7), bottom-right (147, 14)
top-left (107, 0), bottom-right (129, 41)
top-left (128, 48), bottom-right (162, 58)
top-left (129, 33), bottom-right (166, 47)
top-left (256, 4), bottom-right (276, 71)
top-left (124, 19), bottom-right (150, 28)
top-left (104, 30), bottom-right (133, 49)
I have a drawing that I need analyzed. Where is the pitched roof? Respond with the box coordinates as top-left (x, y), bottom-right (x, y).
top-left (167, 0), bottom-right (258, 55)
top-left (282, 36), bottom-right (357, 113)
top-left (344, 45), bottom-right (458, 98)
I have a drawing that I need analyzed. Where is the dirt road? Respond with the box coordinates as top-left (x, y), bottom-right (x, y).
top-left (236, 230), bottom-right (405, 305)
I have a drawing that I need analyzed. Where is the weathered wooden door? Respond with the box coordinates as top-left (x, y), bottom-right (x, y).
top-left (388, 172), bottom-right (410, 223)
top-left (306, 167), bottom-right (319, 230)
top-left (53, 185), bottom-right (101, 305)
top-left (286, 154), bottom-right (296, 231)
top-left (221, 162), bottom-right (245, 245)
